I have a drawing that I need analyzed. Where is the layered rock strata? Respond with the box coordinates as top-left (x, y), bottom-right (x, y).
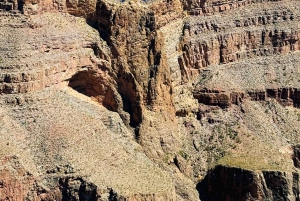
top-left (184, 0), bottom-right (282, 16)
top-left (193, 87), bottom-right (300, 108)
top-left (2, 0), bottom-right (300, 200)
top-left (179, 1), bottom-right (300, 74)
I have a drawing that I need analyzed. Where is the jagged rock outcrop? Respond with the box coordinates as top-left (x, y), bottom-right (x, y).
top-left (95, 0), bottom-right (184, 126)
top-left (94, 0), bottom-right (186, 166)
top-left (193, 88), bottom-right (244, 108)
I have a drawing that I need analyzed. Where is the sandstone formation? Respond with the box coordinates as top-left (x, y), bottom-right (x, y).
top-left (193, 87), bottom-right (300, 108)
top-left (2, 0), bottom-right (300, 200)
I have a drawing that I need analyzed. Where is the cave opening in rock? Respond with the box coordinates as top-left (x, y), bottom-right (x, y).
top-left (68, 70), bottom-right (118, 112)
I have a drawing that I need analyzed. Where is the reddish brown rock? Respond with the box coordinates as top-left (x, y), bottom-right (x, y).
top-left (267, 88), bottom-right (300, 107)
top-left (179, 3), bottom-right (300, 75)
top-left (248, 89), bottom-right (266, 101)
top-left (2, 0), bottom-right (300, 200)
top-left (193, 88), bottom-right (231, 108)
top-left (230, 91), bottom-right (245, 105)
top-left (0, 156), bottom-right (36, 201)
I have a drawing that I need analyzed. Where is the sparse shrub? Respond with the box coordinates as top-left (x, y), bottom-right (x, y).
top-left (179, 150), bottom-right (189, 160)
top-left (297, 114), bottom-right (300, 121)
top-left (190, 130), bottom-right (199, 135)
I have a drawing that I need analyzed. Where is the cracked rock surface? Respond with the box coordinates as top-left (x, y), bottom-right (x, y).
top-left (2, 0), bottom-right (300, 200)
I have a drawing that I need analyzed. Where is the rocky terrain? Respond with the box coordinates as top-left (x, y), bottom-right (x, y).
top-left (1, 0), bottom-right (300, 200)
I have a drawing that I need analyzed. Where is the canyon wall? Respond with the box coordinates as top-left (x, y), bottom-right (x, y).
top-left (2, 0), bottom-right (300, 200)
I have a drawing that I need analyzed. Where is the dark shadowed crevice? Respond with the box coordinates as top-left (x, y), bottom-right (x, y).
top-left (95, 1), bottom-right (113, 45)
top-left (59, 177), bottom-right (97, 201)
top-left (98, 24), bottom-right (111, 44)
top-left (86, 14), bottom-right (98, 30)
top-left (17, 0), bottom-right (24, 11)
top-left (196, 174), bottom-right (209, 201)
top-left (134, 126), bottom-right (141, 141)
top-left (108, 188), bottom-right (118, 201)
top-left (173, 157), bottom-right (180, 170)
top-left (119, 93), bottom-right (141, 127)
top-left (116, 70), bottom-right (143, 128)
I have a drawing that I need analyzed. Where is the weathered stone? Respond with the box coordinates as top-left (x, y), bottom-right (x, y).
top-left (197, 165), bottom-right (299, 201)
top-left (2, 0), bottom-right (300, 200)
top-left (193, 88), bottom-right (231, 108)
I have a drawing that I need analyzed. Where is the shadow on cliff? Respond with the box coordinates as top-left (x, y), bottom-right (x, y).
top-left (196, 174), bottom-right (210, 201)
top-left (196, 164), bottom-right (300, 201)
top-left (196, 165), bottom-right (263, 201)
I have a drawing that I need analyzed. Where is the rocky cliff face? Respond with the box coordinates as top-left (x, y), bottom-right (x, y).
top-left (0, 6), bottom-right (178, 200)
top-left (197, 165), bottom-right (300, 201)
top-left (180, 1), bottom-right (300, 71)
top-left (2, 0), bottom-right (300, 200)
